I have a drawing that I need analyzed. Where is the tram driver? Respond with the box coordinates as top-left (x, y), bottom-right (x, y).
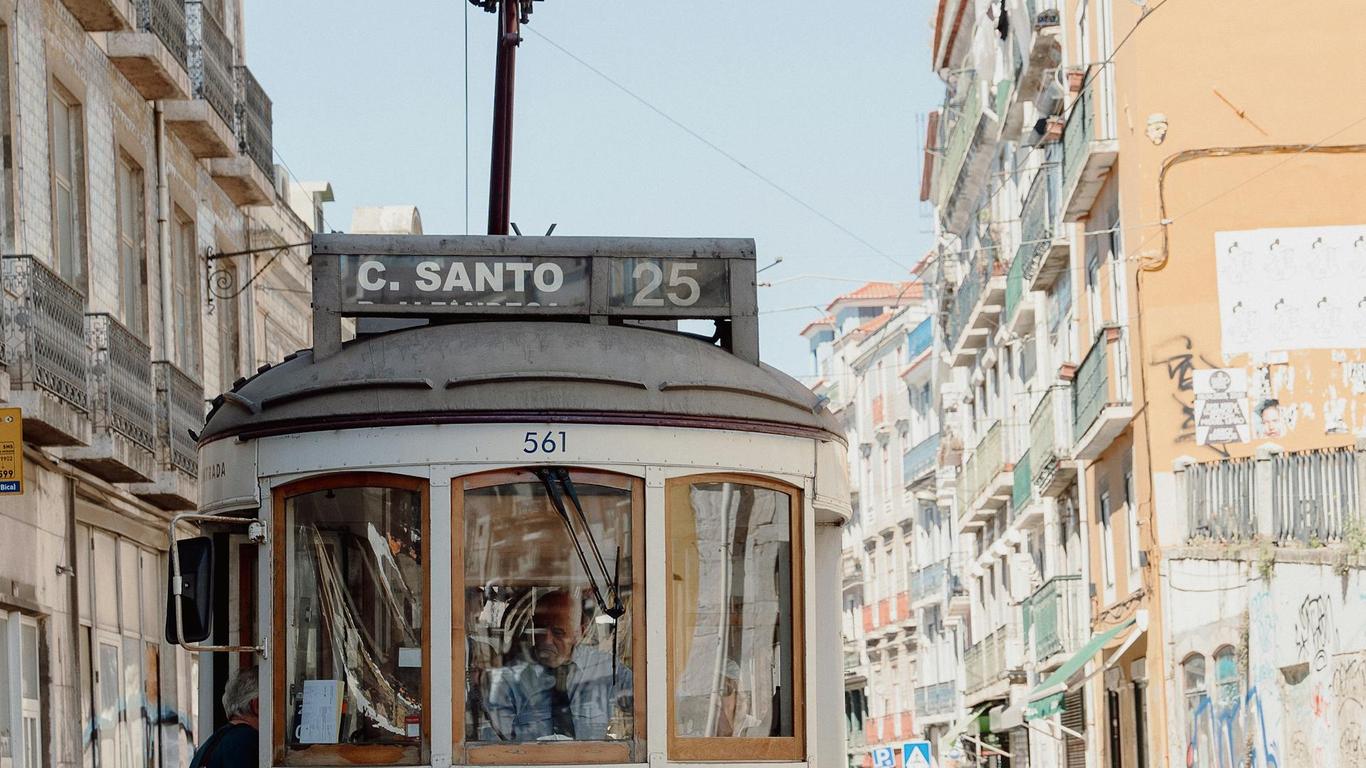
top-left (480, 589), bottom-right (632, 742)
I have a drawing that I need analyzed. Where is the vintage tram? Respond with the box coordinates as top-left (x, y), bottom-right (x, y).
top-left (170, 234), bottom-right (851, 767)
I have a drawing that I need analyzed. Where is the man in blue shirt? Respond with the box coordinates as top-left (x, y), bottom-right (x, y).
top-left (483, 590), bottom-right (631, 742)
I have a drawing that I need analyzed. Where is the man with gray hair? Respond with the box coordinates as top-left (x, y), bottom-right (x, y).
top-left (189, 668), bottom-right (260, 767)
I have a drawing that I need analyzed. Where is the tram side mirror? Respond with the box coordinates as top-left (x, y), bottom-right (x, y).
top-left (165, 537), bottom-right (214, 645)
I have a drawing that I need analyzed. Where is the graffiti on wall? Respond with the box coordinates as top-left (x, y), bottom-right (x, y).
top-left (1293, 593), bottom-right (1335, 671)
top-left (1153, 335), bottom-right (1231, 457)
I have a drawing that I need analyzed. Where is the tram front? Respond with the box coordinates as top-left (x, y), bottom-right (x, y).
top-left (171, 235), bottom-right (851, 767)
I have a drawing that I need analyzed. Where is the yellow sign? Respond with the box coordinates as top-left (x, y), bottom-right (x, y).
top-left (0, 407), bottom-right (21, 494)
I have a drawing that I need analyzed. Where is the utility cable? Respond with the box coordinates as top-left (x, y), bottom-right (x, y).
top-left (524, 26), bottom-right (912, 273)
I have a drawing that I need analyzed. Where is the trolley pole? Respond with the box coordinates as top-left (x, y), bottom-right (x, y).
top-left (481, 0), bottom-right (528, 236)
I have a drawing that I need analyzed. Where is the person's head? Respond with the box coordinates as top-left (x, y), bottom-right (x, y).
top-left (1258, 399), bottom-right (1284, 436)
top-left (530, 590), bottom-right (581, 669)
top-left (222, 668), bottom-right (260, 728)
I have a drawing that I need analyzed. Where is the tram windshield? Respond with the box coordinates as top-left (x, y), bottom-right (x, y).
top-left (460, 473), bottom-right (637, 746)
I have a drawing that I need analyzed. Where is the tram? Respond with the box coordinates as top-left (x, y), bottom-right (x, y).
top-left (169, 234), bottom-right (851, 767)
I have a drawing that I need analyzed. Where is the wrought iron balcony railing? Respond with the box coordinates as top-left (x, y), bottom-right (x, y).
top-left (910, 557), bottom-right (949, 604)
top-left (1022, 574), bottom-right (1084, 662)
top-left (957, 420), bottom-right (1004, 515)
top-left (935, 72), bottom-right (982, 210)
top-left (1, 256), bottom-right (89, 413)
top-left (1029, 384), bottom-right (1072, 491)
top-left (86, 314), bottom-right (155, 452)
top-left (914, 682), bottom-right (957, 719)
top-left (903, 433), bottom-right (940, 485)
top-left (152, 361), bottom-right (203, 477)
top-left (235, 65), bottom-right (275, 180)
top-left (191, 4), bottom-right (235, 127)
top-left (964, 621), bottom-right (1012, 695)
top-left (1018, 143), bottom-right (1063, 283)
top-left (1186, 456), bottom-right (1256, 541)
top-left (136, 0), bottom-right (188, 67)
top-left (1072, 327), bottom-right (1130, 446)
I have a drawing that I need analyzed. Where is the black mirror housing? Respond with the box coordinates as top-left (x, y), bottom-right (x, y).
top-left (165, 536), bottom-right (214, 644)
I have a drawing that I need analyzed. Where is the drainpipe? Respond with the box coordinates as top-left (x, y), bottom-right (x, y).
top-left (154, 103), bottom-right (174, 362)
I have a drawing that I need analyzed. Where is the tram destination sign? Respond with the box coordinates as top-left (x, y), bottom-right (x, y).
top-left (311, 234), bottom-right (761, 361)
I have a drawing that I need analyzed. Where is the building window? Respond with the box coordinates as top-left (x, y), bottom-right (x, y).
top-left (0, 25), bottom-right (16, 251)
top-left (1182, 654), bottom-right (1211, 768)
top-left (277, 475), bottom-right (428, 765)
top-left (1214, 646), bottom-right (1241, 764)
top-left (49, 82), bottom-right (86, 290)
top-left (1106, 688), bottom-right (1123, 768)
top-left (1124, 463), bottom-right (1140, 588)
top-left (457, 470), bottom-right (642, 764)
top-left (1098, 488), bottom-right (1115, 589)
top-left (116, 152), bottom-right (147, 338)
top-left (667, 476), bottom-right (803, 761)
top-left (0, 611), bottom-right (43, 768)
top-left (171, 210), bottom-right (201, 376)
top-left (1134, 682), bottom-right (1149, 768)
top-left (75, 525), bottom-right (174, 768)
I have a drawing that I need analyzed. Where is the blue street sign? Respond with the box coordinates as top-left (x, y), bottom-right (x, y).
top-left (903, 740), bottom-right (933, 768)
top-left (872, 746), bottom-right (897, 768)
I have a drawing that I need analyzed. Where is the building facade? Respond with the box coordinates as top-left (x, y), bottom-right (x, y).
top-left (803, 282), bottom-right (943, 767)
top-left (0, 1), bottom-right (330, 766)
top-left (927, 1), bottom-right (1366, 767)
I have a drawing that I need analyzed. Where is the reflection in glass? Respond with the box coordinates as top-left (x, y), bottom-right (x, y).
top-left (286, 486), bottom-right (423, 751)
top-left (462, 477), bottom-right (634, 745)
top-left (671, 482), bottom-right (795, 738)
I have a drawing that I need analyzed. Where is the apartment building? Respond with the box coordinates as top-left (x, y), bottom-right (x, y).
top-left (803, 281), bottom-right (939, 768)
top-left (927, 1), bottom-right (1366, 767)
top-left (0, 1), bottom-right (330, 766)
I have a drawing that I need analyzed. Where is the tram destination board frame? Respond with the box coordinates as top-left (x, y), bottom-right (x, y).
top-left (311, 234), bottom-right (760, 362)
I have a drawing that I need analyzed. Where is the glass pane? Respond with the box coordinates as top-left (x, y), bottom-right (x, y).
top-left (56, 185), bottom-right (75, 281)
top-left (77, 525), bottom-right (91, 623)
top-left (51, 96), bottom-right (71, 178)
top-left (79, 629), bottom-right (94, 768)
top-left (119, 541), bottom-right (140, 633)
top-left (671, 482), bottom-right (795, 739)
top-left (93, 532), bottom-right (119, 631)
top-left (1183, 655), bottom-right (1205, 692)
top-left (97, 641), bottom-right (121, 763)
top-left (462, 476), bottom-right (635, 744)
top-left (123, 636), bottom-right (145, 768)
top-left (140, 551), bottom-right (160, 638)
top-left (142, 642), bottom-right (159, 768)
top-left (21, 623), bottom-right (38, 700)
top-left (287, 485), bottom-right (423, 750)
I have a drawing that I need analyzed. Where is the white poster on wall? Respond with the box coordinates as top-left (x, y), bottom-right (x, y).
top-left (1215, 225), bottom-right (1366, 356)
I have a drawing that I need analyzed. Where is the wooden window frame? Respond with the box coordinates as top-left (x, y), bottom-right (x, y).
top-left (272, 472), bottom-right (432, 767)
top-left (451, 468), bottom-right (647, 766)
top-left (171, 209), bottom-right (202, 377)
top-left (48, 80), bottom-right (87, 293)
top-left (665, 473), bottom-right (806, 762)
top-left (115, 150), bottom-right (147, 339)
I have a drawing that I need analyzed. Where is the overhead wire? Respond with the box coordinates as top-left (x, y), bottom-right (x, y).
top-left (523, 26), bottom-right (914, 274)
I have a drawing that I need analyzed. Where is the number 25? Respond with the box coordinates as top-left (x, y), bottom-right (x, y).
top-left (633, 262), bottom-right (701, 307)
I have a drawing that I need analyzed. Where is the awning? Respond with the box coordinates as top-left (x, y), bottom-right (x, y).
top-left (1025, 615), bottom-right (1137, 719)
top-left (938, 705), bottom-right (987, 755)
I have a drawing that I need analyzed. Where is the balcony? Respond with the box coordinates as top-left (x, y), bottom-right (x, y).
top-left (1060, 66), bottom-right (1119, 221)
top-left (964, 617), bottom-right (1021, 702)
top-left (165, 4), bottom-right (236, 158)
top-left (1011, 449), bottom-right (1039, 525)
top-left (210, 66), bottom-right (275, 206)
top-left (1071, 326), bottom-right (1132, 460)
top-left (914, 681), bottom-right (958, 721)
top-left (1005, 1), bottom-right (1063, 138)
top-left (947, 573), bottom-right (971, 620)
top-left (1018, 143), bottom-right (1068, 296)
top-left (1021, 575), bottom-right (1084, 670)
top-left (58, 0), bottom-right (133, 31)
top-left (107, 0), bottom-right (191, 100)
top-left (1, 256), bottom-right (90, 445)
top-left (903, 433), bottom-right (940, 487)
top-left (1030, 384), bottom-right (1076, 495)
top-left (1180, 444), bottom-right (1362, 545)
top-left (935, 73), bottom-right (1001, 233)
top-left (906, 316), bottom-right (933, 360)
top-left (129, 362), bottom-right (202, 510)
top-left (946, 254), bottom-right (1007, 366)
top-left (910, 557), bottom-right (949, 608)
top-left (65, 315), bottom-right (155, 482)
top-left (1003, 240), bottom-right (1032, 334)
top-left (956, 420), bottom-right (1012, 528)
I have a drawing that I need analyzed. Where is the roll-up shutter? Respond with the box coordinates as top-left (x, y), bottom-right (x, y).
top-left (1062, 689), bottom-right (1087, 768)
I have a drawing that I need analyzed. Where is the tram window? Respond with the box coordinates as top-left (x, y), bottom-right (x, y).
top-left (457, 470), bottom-right (642, 763)
top-left (279, 478), bottom-right (427, 764)
top-left (666, 476), bottom-right (804, 761)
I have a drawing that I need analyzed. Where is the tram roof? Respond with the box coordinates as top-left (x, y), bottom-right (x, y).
top-left (199, 320), bottom-right (843, 445)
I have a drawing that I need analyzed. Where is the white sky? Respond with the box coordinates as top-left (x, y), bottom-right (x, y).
top-left (246, 0), bottom-right (942, 376)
